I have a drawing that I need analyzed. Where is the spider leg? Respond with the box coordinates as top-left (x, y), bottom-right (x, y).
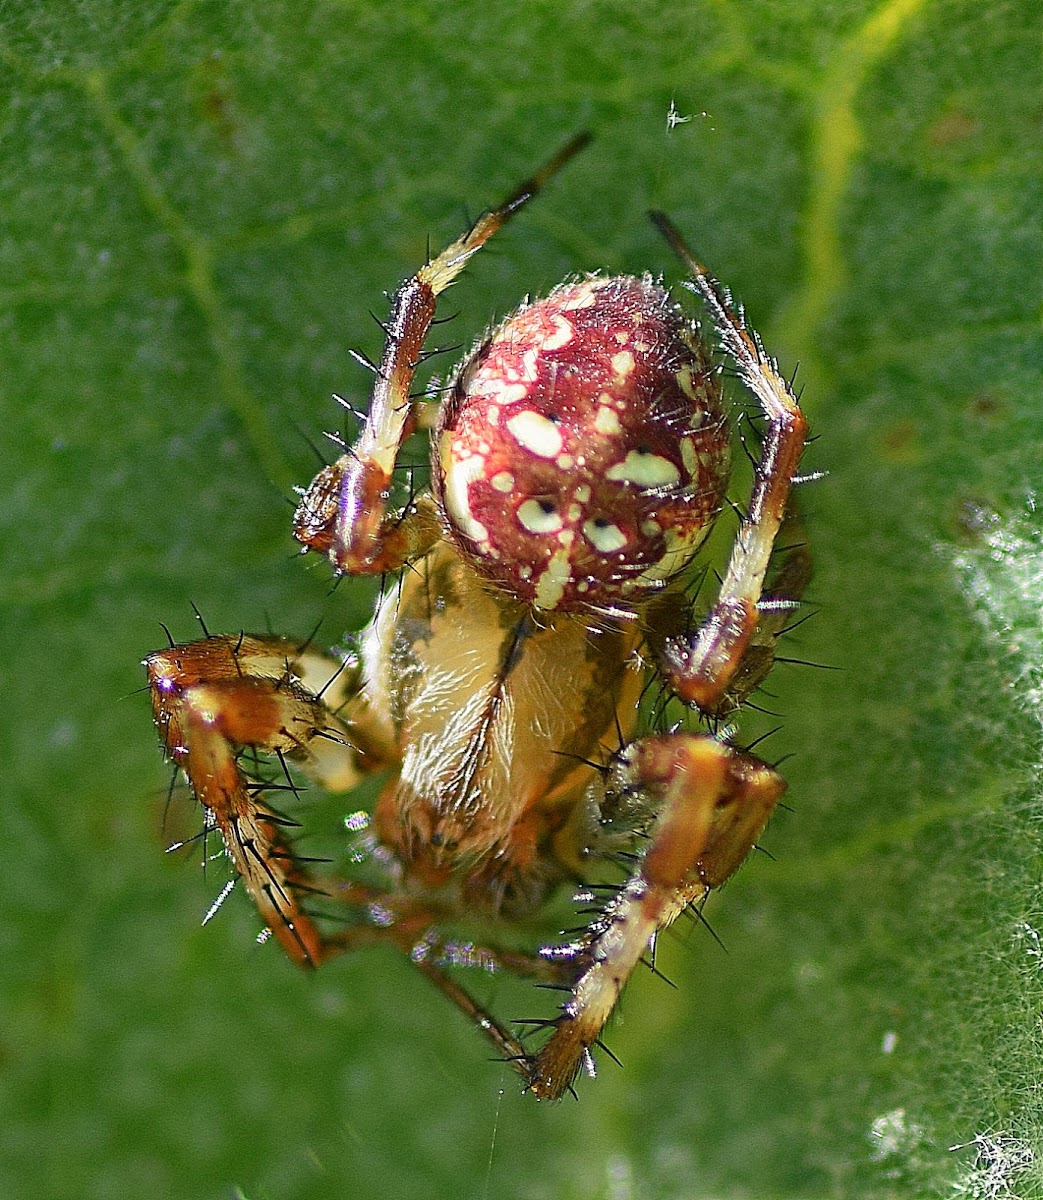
top-left (648, 212), bottom-right (809, 714)
top-left (294, 133), bottom-right (591, 577)
top-left (527, 733), bottom-right (784, 1101)
top-left (647, 506), bottom-right (814, 717)
top-left (377, 938), bottom-right (582, 1086)
top-left (413, 958), bottom-right (533, 1073)
top-left (716, 509), bottom-right (813, 713)
top-left (146, 633), bottom-right (394, 967)
top-left (406, 934), bottom-right (583, 985)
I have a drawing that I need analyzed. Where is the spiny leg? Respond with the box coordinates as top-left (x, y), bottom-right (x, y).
top-left (717, 507), bottom-right (813, 714)
top-left (146, 633), bottom-right (392, 967)
top-left (647, 506), bottom-right (814, 719)
top-left (649, 212), bottom-right (809, 712)
top-left (408, 939), bottom-right (588, 1087)
top-left (527, 734), bottom-right (784, 1101)
top-left (409, 933), bottom-right (584, 985)
top-left (413, 959), bottom-right (533, 1074)
top-left (294, 133), bottom-right (591, 576)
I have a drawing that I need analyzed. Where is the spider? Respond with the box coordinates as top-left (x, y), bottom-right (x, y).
top-left (145, 133), bottom-right (811, 1101)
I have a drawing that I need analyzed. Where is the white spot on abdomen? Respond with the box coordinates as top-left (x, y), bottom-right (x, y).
top-left (506, 410), bottom-right (564, 459)
top-left (561, 282), bottom-right (599, 311)
top-left (518, 499), bottom-right (563, 534)
top-left (611, 350), bottom-right (635, 379)
top-left (538, 314), bottom-right (574, 351)
top-left (583, 519), bottom-right (628, 553)
top-left (533, 547), bottom-right (573, 610)
top-left (605, 449), bottom-right (681, 488)
top-left (441, 440), bottom-right (489, 544)
top-left (594, 405), bottom-right (622, 436)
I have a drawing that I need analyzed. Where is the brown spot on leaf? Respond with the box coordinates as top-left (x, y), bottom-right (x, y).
top-left (878, 419), bottom-right (921, 464)
top-left (928, 109), bottom-right (980, 148)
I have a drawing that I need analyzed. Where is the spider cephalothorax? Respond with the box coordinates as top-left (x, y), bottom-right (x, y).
top-left (146, 135), bottom-right (811, 1101)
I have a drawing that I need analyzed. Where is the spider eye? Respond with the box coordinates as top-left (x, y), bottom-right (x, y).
top-left (434, 276), bottom-right (731, 611)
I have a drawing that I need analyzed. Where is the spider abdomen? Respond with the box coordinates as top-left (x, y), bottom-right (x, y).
top-left (433, 275), bottom-right (731, 613)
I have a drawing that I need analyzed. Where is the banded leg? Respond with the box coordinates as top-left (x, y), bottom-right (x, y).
top-left (146, 633), bottom-right (393, 967)
top-left (294, 133), bottom-right (591, 576)
top-left (527, 734), bottom-right (784, 1101)
top-left (649, 212), bottom-right (809, 712)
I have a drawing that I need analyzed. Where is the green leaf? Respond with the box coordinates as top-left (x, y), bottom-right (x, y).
top-left (5, 1), bottom-right (1043, 1196)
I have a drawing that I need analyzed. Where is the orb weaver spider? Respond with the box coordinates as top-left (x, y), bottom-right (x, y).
top-left (146, 133), bottom-right (811, 1101)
